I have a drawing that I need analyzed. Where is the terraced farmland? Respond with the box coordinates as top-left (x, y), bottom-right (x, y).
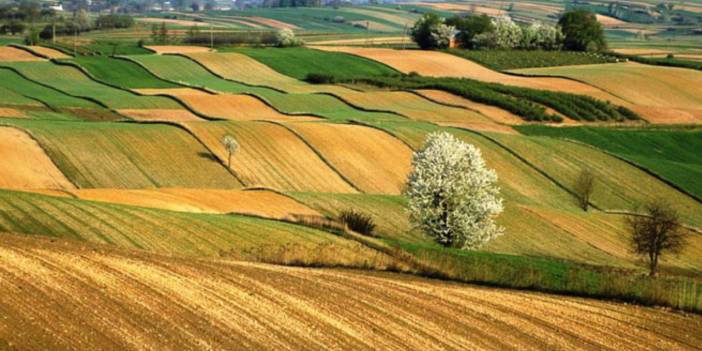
top-left (513, 62), bottom-right (702, 123)
top-left (518, 126), bottom-right (702, 201)
top-left (2, 235), bottom-right (700, 351)
top-left (181, 120), bottom-right (357, 192)
top-left (6, 120), bottom-right (241, 189)
top-left (0, 61), bottom-right (182, 110)
top-left (286, 122), bottom-right (413, 194)
top-left (72, 56), bottom-right (179, 89)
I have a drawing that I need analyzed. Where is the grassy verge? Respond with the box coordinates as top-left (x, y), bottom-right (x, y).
top-left (447, 49), bottom-right (621, 71)
top-left (397, 241), bottom-right (702, 313)
top-left (610, 52), bottom-right (702, 71)
top-left (327, 74), bottom-right (639, 122)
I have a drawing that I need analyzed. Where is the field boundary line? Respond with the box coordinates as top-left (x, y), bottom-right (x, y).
top-left (264, 120), bottom-right (364, 193)
top-left (603, 210), bottom-right (702, 235)
top-left (347, 120), bottom-right (417, 150)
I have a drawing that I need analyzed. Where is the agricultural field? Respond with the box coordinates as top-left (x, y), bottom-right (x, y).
top-left (2, 2), bottom-right (702, 345)
top-left (513, 62), bottom-right (702, 124)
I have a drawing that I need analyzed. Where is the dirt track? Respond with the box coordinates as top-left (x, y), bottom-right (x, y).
top-left (1, 234), bottom-right (700, 351)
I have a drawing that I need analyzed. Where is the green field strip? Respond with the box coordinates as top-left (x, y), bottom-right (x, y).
top-left (0, 61), bottom-right (182, 110)
top-left (70, 56), bottom-right (180, 90)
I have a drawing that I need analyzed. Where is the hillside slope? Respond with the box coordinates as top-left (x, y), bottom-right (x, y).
top-left (1, 234), bottom-right (700, 351)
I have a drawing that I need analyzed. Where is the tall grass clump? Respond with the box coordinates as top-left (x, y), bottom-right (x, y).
top-left (339, 209), bottom-right (376, 236)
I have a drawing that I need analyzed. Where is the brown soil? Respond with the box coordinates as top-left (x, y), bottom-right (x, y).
top-left (0, 46), bottom-right (45, 62)
top-left (1, 234), bottom-right (700, 351)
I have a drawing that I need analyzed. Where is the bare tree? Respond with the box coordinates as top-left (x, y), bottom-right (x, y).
top-left (574, 169), bottom-right (595, 211)
top-left (220, 135), bottom-right (238, 169)
top-left (628, 200), bottom-right (687, 277)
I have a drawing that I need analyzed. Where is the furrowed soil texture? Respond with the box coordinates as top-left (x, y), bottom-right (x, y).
top-left (414, 89), bottom-right (524, 126)
top-left (0, 127), bottom-right (74, 190)
top-left (513, 62), bottom-right (702, 123)
top-left (312, 47), bottom-right (627, 104)
top-left (173, 93), bottom-right (320, 122)
top-left (285, 122), bottom-right (413, 194)
top-left (69, 188), bottom-right (321, 219)
top-left (1, 235), bottom-right (701, 350)
top-left (7, 120), bottom-right (241, 189)
top-left (181, 120), bottom-right (358, 193)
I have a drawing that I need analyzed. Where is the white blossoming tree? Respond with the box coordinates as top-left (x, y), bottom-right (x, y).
top-left (275, 28), bottom-right (304, 47)
top-left (431, 23), bottom-right (455, 49)
top-left (221, 134), bottom-right (238, 169)
top-left (405, 132), bottom-right (504, 250)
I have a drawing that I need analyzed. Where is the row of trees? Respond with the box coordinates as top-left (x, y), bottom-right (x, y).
top-left (411, 9), bottom-right (606, 52)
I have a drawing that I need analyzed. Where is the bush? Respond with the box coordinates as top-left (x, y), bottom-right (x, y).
top-left (558, 9), bottom-right (606, 52)
top-left (410, 13), bottom-right (453, 50)
top-left (275, 28), bottom-right (304, 47)
top-left (305, 73), bottom-right (336, 84)
top-left (95, 14), bottom-right (134, 29)
top-left (339, 209), bottom-right (376, 236)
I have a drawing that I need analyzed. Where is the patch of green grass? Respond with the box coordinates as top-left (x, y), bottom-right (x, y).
top-left (225, 47), bottom-right (398, 80)
top-left (71, 56), bottom-right (179, 89)
top-left (517, 125), bottom-right (702, 202)
top-left (447, 49), bottom-right (621, 71)
top-left (0, 68), bottom-right (101, 109)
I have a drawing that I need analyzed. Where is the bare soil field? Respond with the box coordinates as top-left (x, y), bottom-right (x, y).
top-left (286, 122), bottom-right (413, 194)
top-left (0, 46), bottom-right (45, 62)
top-left (68, 188), bottom-right (320, 219)
top-left (0, 127), bottom-right (74, 190)
top-left (596, 14), bottom-right (627, 27)
top-left (1, 234), bottom-right (700, 351)
top-left (313, 47), bottom-right (627, 104)
top-left (514, 62), bottom-right (702, 124)
top-left (0, 107), bottom-right (27, 118)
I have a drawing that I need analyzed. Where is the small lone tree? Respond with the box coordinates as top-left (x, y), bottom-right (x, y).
top-left (574, 169), bottom-right (595, 211)
top-left (628, 200), bottom-right (687, 277)
top-left (221, 135), bottom-right (238, 169)
top-left (405, 132), bottom-right (503, 250)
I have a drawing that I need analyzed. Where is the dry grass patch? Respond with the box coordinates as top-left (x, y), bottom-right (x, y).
top-left (314, 47), bottom-right (625, 104)
top-left (513, 62), bottom-right (702, 123)
top-left (138, 17), bottom-right (224, 27)
top-left (182, 121), bottom-right (357, 193)
top-left (0, 107), bottom-right (28, 118)
top-left (118, 109), bottom-right (203, 121)
top-left (0, 46), bottom-right (44, 62)
top-left (286, 123), bottom-right (413, 194)
top-left (596, 14), bottom-right (627, 27)
top-left (1, 234), bottom-right (700, 351)
top-left (134, 87), bottom-right (211, 96)
top-left (176, 94), bottom-right (320, 121)
top-left (0, 127), bottom-right (74, 190)
top-left (69, 188), bottom-right (320, 219)
top-left (24, 46), bottom-right (70, 59)
top-left (146, 45), bottom-right (214, 54)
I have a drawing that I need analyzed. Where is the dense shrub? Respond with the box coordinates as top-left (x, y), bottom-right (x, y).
top-left (305, 73), bottom-right (336, 84)
top-left (339, 209), bottom-right (376, 236)
top-left (410, 12), bottom-right (453, 50)
top-left (95, 14), bottom-right (134, 29)
top-left (275, 28), bottom-right (304, 47)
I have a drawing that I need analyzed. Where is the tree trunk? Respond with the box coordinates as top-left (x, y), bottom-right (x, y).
top-left (227, 152), bottom-right (232, 169)
top-left (649, 253), bottom-right (658, 277)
